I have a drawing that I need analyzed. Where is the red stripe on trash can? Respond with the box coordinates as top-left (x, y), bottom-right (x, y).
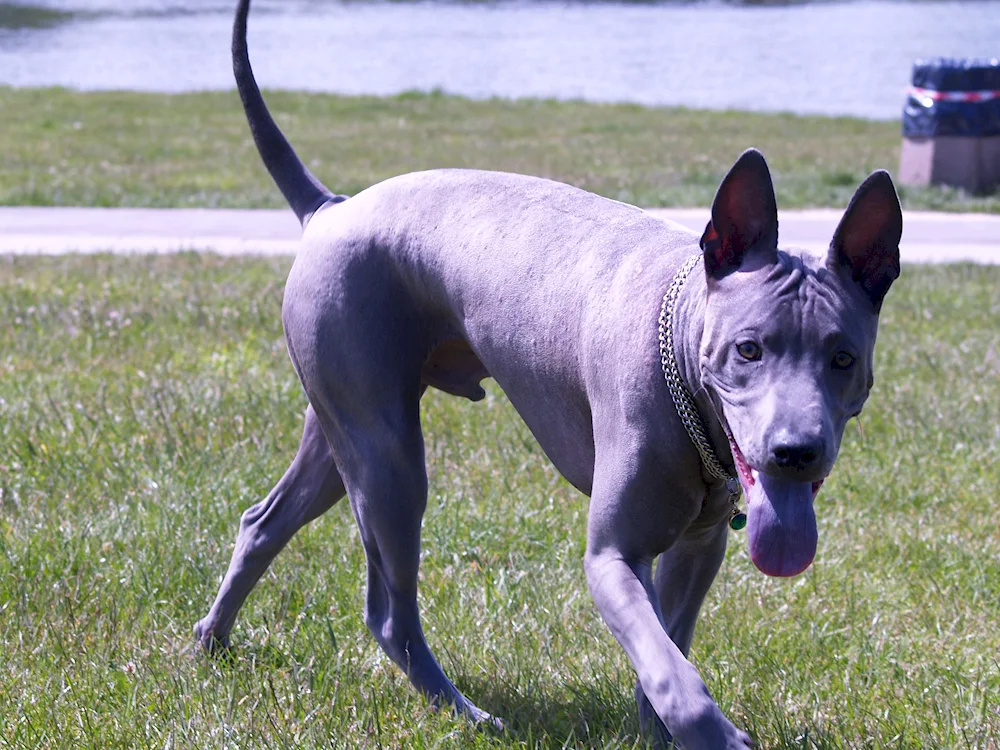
top-left (909, 87), bottom-right (1000, 103)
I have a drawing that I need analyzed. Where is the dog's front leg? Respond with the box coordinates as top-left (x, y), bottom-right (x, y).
top-left (635, 520), bottom-right (731, 745)
top-left (585, 486), bottom-right (751, 749)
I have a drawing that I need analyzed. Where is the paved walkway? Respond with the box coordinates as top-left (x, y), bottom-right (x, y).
top-left (1, 206), bottom-right (997, 264)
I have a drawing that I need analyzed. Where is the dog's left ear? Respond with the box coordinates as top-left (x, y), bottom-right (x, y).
top-left (700, 148), bottom-right (779, 281)
top-left (828, 170), bottom-right (902, 311)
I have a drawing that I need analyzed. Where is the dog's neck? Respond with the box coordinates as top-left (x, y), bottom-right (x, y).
top-left (670, 256), bottom-right (738, 486)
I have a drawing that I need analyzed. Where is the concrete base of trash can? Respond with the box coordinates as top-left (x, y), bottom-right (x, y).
top-left (899, 135), bottom-right (1000, 193)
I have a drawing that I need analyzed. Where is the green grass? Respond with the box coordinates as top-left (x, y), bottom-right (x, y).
top-left (1, 255), bottom-right (998, 749)
top-left (2, 86), bottom-right (998, 213)
top-left (0, 3), bottom-right (76, 30)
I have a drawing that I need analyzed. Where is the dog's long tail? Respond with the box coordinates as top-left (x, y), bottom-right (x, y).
top-left (233, 0), bottom-right (341, 227)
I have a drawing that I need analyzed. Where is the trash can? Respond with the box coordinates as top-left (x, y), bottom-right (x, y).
top-left (899, 58), bottom-right (1000, 194)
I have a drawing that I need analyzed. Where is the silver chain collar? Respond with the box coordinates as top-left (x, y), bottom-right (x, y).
top-left (657, 255), bottom-right (745, 527)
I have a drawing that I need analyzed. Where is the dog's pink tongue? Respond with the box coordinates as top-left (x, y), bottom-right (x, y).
top-left (746, 474), bottom-right (817, 577)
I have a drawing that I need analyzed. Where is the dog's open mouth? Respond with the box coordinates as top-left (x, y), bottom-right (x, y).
top-left (727, 434), bottom-right (824, 578)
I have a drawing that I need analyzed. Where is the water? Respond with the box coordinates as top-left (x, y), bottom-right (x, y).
top-left (0, 0), bottom-right (997, 119)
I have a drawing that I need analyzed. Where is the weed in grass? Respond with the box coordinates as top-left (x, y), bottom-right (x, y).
top-left (0, 255), bottom-right (998, 748)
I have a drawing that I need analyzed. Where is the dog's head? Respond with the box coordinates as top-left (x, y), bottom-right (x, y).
top-left (698, 149), bottom-right (901, 578)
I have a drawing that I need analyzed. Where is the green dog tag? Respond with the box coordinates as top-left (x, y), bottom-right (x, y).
top-left (729, 510), bottom-right (747, 531)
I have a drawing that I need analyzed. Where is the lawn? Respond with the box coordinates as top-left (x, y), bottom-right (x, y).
top-left (1, 86), bottom-right (998, 214)
top-left (1, 254), bottom-right (997, 748)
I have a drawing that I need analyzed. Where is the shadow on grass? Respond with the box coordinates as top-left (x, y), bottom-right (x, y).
top-left (459, 673), bottom-right (841, 749)
top-left (193, 635), bottom-right (841, 748)
top-left (456, 673), bottom-right (646, 747)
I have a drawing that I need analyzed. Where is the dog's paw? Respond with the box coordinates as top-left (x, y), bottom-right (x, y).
top-left (455, 697), bottom-right (505, 732)
top-left (669, 709), bottom-right (754, 750)
top-left (473, 709), bottom-right (505, 732)
top-left (637, 683), bottom-right (753, 750)
top-left (193, 620), bottom-right (230, 654)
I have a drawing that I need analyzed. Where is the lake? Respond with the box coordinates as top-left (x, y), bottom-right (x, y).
top-left (0, 0), bottom-right (997, 119)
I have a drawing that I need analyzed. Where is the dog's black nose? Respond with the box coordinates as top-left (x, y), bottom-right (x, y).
top-left (772, 440), bottom-right (823, 470)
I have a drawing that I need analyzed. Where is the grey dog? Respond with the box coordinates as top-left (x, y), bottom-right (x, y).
top-left (196, 1), bottom-right (903, 746)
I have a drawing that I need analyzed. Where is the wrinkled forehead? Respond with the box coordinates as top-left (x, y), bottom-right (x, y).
top-left (708, 248), bottom-right (879, 341)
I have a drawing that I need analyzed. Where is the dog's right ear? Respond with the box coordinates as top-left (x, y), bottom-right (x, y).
top-left (701, 148), bottom-right (779, 281)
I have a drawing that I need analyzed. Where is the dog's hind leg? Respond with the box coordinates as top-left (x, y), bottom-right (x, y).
top-left (194, 404), bottom-right (345, 650)
top-left (635, 521), bottom-right (730, 746)
top-left (313, 391), bottom-right (501, 726)
top-left (278, 249), bottom-right (497, 723)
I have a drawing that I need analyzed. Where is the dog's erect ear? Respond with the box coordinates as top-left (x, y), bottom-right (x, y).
top-left (828, 170), bottom-right (902, 311)
top-left (700, 148), bottom-right (779, 280)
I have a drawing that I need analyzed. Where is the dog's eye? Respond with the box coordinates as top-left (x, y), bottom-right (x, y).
top-left (832, 351), bottom-right (855, 370)
top-left (736, 341), bottom-right (761, 361)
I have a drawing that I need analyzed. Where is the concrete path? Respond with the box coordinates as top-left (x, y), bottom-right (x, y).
top-left (1, 206), bottom-right (997, 264)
